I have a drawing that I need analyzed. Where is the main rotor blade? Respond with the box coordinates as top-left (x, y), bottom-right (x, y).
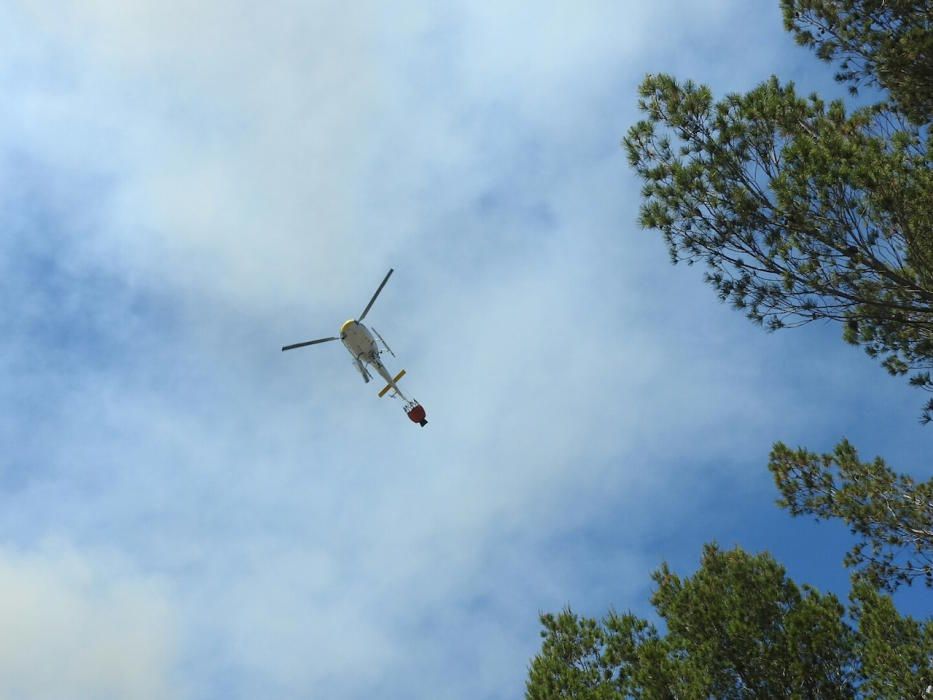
top-left (358, 268), bottom-right (394, 322)
top-left (281, 337), bottom-right (339, 352)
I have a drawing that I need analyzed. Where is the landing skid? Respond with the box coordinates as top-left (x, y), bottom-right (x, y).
top-left (354, 359), bottom-right (372, 383)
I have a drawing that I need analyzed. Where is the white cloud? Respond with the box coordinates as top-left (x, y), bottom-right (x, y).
top-left (0, 542), bottom-right (179, 700)
top-left (0, 0), bottom-right (785, 311)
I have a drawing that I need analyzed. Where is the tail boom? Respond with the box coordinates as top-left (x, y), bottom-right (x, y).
top-left (377, 369), bottom-right (407, 398)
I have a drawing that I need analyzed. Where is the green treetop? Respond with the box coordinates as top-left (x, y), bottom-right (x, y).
top-left (526, 544), bottom-right (933, 699)
top-left (771, 439), bottom-right (933, 590)
top-left (781, 0), bottom-right (933, 125)
top-left (624, 73), bottom-right (933, 420)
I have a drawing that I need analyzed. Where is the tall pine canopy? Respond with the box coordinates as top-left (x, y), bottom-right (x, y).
top-left (527, 2), bottom-right (932, 696)
top-left (623, 74), bottom-right (933, 421)
top-left (526, 545), bottom-right (933, 699)
top-left (781, 0), bottom-right (933, 125)
top-left (528, 3), bottom-right (933, 697)
top-left (770, 439), bottom-right (933, 589)
top-left (621, 0), bottom-right (933, 592)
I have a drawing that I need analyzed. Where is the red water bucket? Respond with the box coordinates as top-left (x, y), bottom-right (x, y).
top-left (406, 403), bottom-right (427, 426)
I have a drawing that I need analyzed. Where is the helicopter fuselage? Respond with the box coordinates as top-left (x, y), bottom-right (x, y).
top-left (340, 319), bottom-right (400, 389)
top-left (340, 319), bottom-right (379, 363)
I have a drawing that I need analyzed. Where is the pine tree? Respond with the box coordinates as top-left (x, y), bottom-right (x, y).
top-left (526, 545), bottom-right (933, 699)
top-left (622, 2), bottom-right (933, 592)
top-left (770, 439), bottom-right (933, 589)
top-left (623, 73), bottom-right (933, 421)
top-left (781, 0), bottom-right (933, 125)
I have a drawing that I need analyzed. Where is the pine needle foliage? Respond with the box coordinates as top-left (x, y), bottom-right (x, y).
top-left (526, 545), bottom-right (933, 699)
top-left (771, 439), bottom-right (933, 590)
top-left (624, 73), bottom-right (933, 420)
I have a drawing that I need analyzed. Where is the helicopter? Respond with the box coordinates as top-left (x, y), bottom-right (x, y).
top-left (281, 269), bottom-right (427, 426)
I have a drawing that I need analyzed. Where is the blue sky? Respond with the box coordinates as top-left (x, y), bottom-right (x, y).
top-left (1, 1), bottom-right (930, 698)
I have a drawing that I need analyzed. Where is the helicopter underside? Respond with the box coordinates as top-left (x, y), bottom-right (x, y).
top-left (341, 320), bottom-right (401, 394)
top-left (341, 319), bottom-right (379, 363)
